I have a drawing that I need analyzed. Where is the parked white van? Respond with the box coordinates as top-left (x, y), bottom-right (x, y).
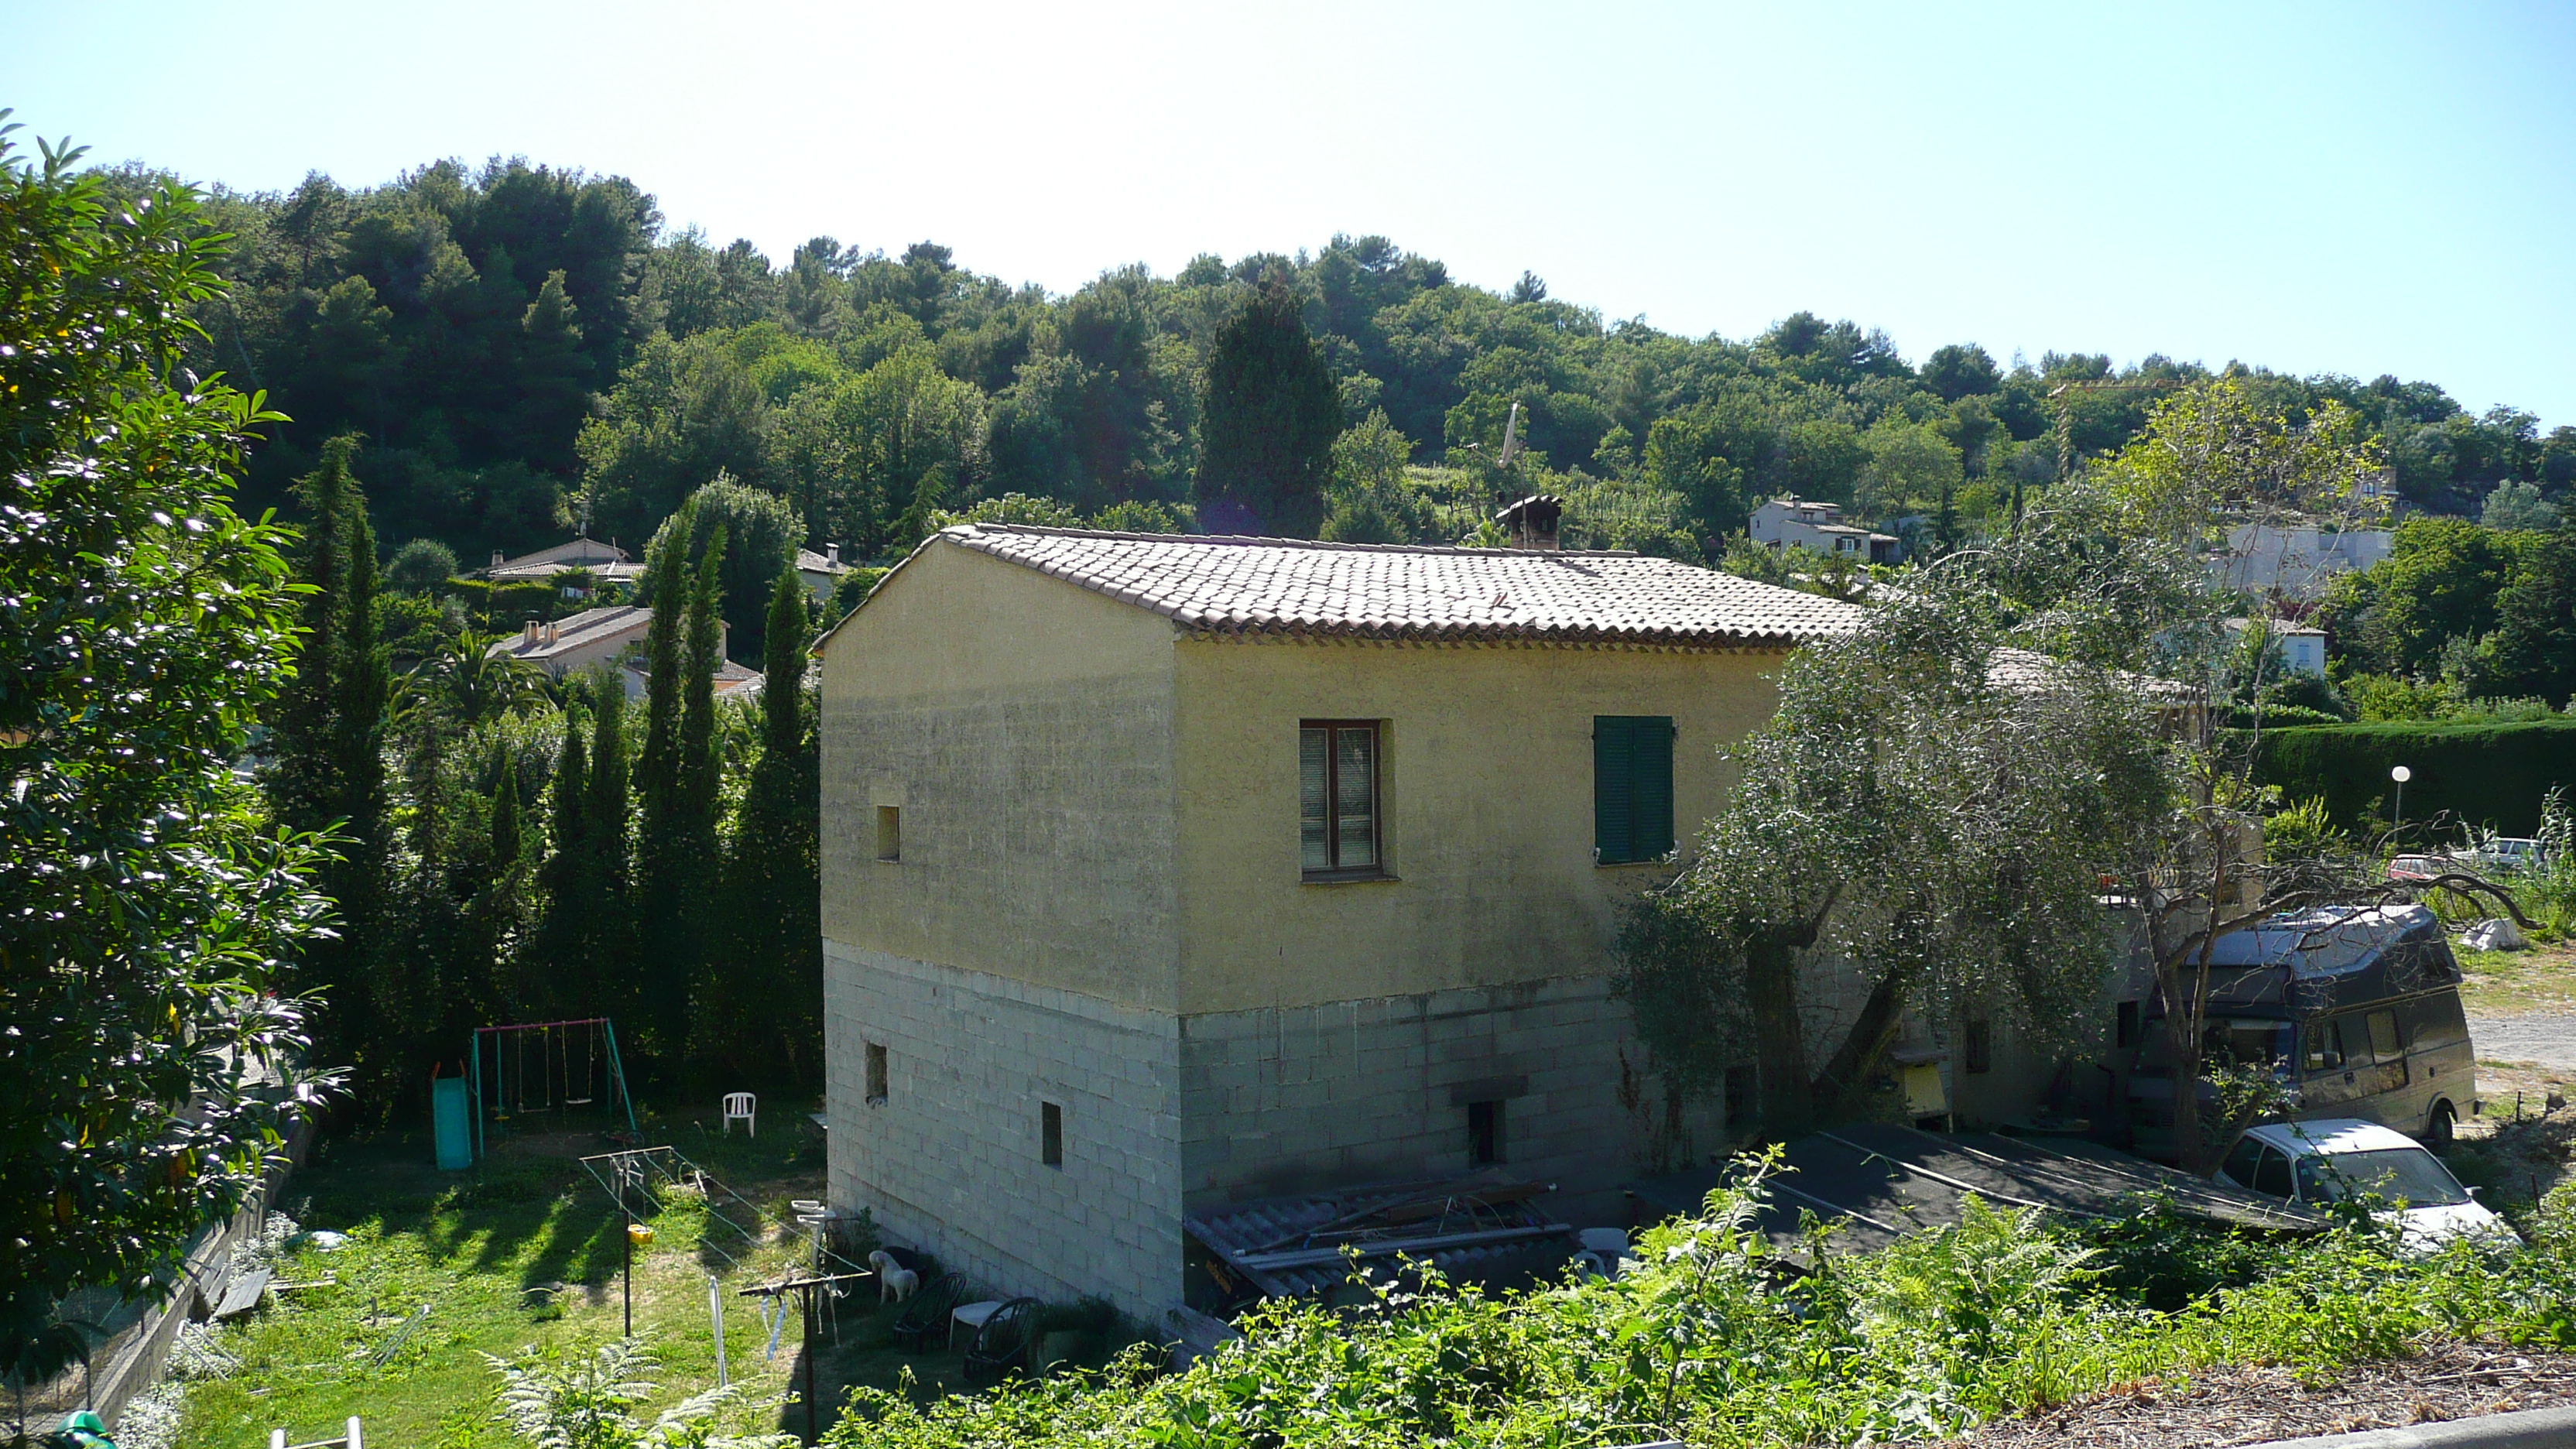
top-left (2218, 1118), bottom-right (2515, 1250)
top-left (2129, 904), bottom-right (2478, 1156)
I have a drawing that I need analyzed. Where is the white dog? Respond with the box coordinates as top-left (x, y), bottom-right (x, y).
top-left (870, 1249), bottom-right (919, 1303)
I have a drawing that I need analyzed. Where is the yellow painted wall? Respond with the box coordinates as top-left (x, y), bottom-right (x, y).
top-left (817, 542), bottom-right (1184, 1011)
top-left (1171, 637), bottom-right (1787, 1015)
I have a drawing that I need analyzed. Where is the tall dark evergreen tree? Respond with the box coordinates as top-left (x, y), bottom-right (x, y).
top-left (1194, 279), bottom-right (1343, 538)
top-left (261, 437), bottom-right (396, 1088)
top-left (581, 671), bottom-right (636, 1028)
top-left (263, 445), bottom-right (351, 831)
top-left (717, 569), bottom-right (821, 1082)
top-left (633, 500), bottom-right (697, 1058)
top-left (659, 529), bottom-right (728, 1060)
top-left (530, 704), bottom-right (590, 1012)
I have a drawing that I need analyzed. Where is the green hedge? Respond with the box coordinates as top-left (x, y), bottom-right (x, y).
top-left (434, 577), bottom-right (598, 624)
top-left (2254, 718), bottom-right (2576, 835)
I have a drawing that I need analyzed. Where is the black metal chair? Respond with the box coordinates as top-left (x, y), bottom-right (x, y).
top-left (889, 1271), bottom-right (964, 1351)
top-left (962, 1297), bottom-right (1043, 1385)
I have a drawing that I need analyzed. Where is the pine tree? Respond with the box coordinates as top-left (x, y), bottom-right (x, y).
top-left (1194, 279), bottom-right (1344, 539)
top-left (514, 268), bottom-right (589, 471)
top-left (716, 569), bottom-right (821, 1082)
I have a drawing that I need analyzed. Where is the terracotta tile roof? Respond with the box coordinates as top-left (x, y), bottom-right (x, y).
top-left (920, 526), bottom-right (1864, 648)
top-left (485, 605), bottom-right (653, 662)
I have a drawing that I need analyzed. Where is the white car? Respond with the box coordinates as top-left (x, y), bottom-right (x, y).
top-left (2218, 1118), bottom-right (2517, 1250)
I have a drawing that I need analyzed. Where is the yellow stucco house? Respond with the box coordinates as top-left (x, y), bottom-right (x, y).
top-left (814, 519), bottom-right (1858, 1317)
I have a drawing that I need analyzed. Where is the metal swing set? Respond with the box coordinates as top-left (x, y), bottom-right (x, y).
top-left (468, 1017), bottom-right (639, 1161)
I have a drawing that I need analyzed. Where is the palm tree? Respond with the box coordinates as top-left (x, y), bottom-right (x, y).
top-left (406, 629), bottom-right (550, 728)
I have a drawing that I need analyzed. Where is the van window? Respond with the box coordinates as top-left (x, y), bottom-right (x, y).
top-left (2204, 1019), bottom-right (2290, 1068)
top-left (2253, 1146), bottom-right (2293, 1199)
top-left (2303, 1022), bottom-right (2343, 1073)
top-left (2365, 1010), bottom-right (2401, 1063)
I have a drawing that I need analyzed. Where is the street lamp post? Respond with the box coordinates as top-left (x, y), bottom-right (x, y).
top-left (2391, 764), bottom-right (2412, 828)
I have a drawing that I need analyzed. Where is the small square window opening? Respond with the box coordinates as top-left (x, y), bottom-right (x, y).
top-left (1040, 1101), bottom-right (1064, 1168)
top-left (1466, 1099), bottom-right (1503, 1166)
top-left (865, 1042), bottom-right (888, 1105)
top-left (875, 806), bottom-right (902, 862)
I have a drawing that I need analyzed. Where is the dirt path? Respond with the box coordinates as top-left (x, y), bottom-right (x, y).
top-left (1957, 1341), bottom-right (2576, 1447)
top-left (2470, 1012), bottom-right (2576, 1074)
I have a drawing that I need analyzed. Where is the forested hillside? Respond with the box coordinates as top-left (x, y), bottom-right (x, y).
top-left (123, 156), bottom-right (2572, 569)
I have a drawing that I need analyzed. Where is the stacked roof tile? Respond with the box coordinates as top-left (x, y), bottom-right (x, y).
top-left (923, 525), bottom-right (1864, 648)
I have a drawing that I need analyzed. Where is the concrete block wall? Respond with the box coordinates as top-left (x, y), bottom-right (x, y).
top-left (1177, 975), bottom-right (1675, 1218)
top-left (824, 942), bottom-right (1185, 1317)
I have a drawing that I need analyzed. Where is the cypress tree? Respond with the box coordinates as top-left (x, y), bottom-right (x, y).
top-left (265, 442), bottom-right (351, 832)
top-left (1193, 279), bottom-right (1344, 539)
top-left (332, 488), bottom-right (391, 1017)
top-left (663, 526), bottom-right (728, 1063)
top-left (262, 437), bottom-right (399, 1089)
top-left (634, 503), bottom-right (697, 1061)
top-left (489, 751), bottom-right (523, 877)
top-left (717, 569), bottom-right (820, 1082)
top-left (582, 670), bottom-right (635, 1028)
top-left (530, 705), bottom-right (590, 1012)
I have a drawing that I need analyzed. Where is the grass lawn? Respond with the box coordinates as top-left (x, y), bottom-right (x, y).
top-left (2458, 938), bottom-right (2576, 1016)
top-left (163, 1103), bottom-right (1014, 1448)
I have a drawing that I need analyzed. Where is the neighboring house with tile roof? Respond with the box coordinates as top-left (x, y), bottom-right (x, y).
top-left (485, 605), bottom-right (743, 697)
top-left (796, 544), bottom-right (851, 603)
top-left (485, 536), bottom-right (646, 593)
top-left (815, 521), bottom-right (1862, 1320)
top-left (486, 605), bottom-right (656, 680)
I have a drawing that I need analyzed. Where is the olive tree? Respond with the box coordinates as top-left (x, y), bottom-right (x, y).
top-left (1621, 383), bottom-right (2396, 1169)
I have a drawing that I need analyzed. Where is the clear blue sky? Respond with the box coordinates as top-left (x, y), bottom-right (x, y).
top-left (8, 2), bottom-right (2573, 425)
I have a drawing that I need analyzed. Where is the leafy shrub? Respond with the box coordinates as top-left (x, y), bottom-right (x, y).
top-left (387, 537), bottom-right (461, 592)
top-left (819, 1156), bottom-right (2576, 1448)
top-left (485, 1335), bottom-right (793, 1449)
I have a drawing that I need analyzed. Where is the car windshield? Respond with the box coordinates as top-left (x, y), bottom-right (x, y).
top-left (2293, 1146), bottom-right (2470, 1208)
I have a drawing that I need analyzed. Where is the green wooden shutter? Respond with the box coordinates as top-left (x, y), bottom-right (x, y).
top-left (1595, 718), bottom-right (1633, 863)
top-left (1595, 716), bottom-right (1674, 864)
top-left (1634, 717), bottom-right (1674, 858)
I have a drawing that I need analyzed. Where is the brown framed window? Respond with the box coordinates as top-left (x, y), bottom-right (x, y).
top-left (1300, 721), bottom-right (1381, 876)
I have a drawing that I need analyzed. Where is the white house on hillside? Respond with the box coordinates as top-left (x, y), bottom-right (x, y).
top-left (2217, 524), bottom-right (2393, 600)
top-left (1749, 495), bottom-right (1901, 564)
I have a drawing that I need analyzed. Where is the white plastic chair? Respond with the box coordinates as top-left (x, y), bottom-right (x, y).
top-left (722, 1092), bottom-right (756, 1136)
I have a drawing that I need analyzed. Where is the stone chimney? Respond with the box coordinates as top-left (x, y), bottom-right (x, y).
top-left (522, 618), bottom-right (540, 649)
top-left (492, 550), bottom-right (506, 570)
top-left (1495, 495), bottom-right (1564, 551)
top-left (826, 543), bottom-right (841, 567)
